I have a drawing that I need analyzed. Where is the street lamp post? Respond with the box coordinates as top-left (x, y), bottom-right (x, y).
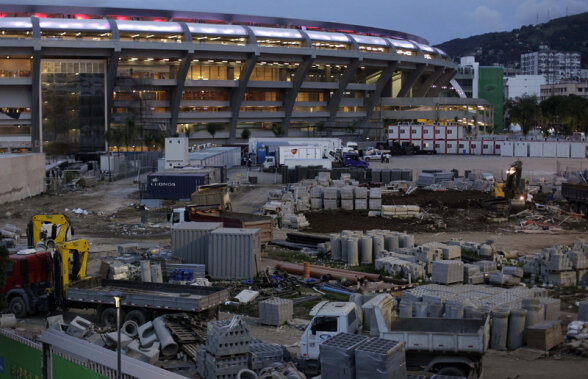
top-left (113, 292), bottom-right (125, 379)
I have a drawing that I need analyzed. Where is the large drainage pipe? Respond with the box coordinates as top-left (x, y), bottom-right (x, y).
top-left (153, 316), bottom-right (178, 356)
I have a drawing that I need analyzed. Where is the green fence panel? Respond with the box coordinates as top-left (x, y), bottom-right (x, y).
top-left (52, 354), bottom-right (109, 379)
top-left (0, 334), bottom-right (42, 379)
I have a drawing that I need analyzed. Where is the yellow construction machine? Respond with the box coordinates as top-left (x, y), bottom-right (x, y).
top-left (55, 239), bottom-right (90, 287)
top-left (27, 214), bottom-right (74, 248)
top-left (486, 160), bottom-right (527, 215)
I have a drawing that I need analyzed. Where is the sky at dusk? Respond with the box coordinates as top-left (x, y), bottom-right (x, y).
top-left (3, 0), bottom-right (588, 44)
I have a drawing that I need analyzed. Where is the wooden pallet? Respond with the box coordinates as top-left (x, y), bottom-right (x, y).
top-left (168, 324), bottom-right (199, 343)
top-left (182, 343), bottom-right (198, 360)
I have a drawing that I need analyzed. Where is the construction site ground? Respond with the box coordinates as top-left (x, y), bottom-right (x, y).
top-left (2, 156), bottom-right (588, 378)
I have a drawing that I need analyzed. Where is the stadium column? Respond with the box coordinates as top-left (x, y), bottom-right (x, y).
top-left (169, 22), bottom-right (194, 136)
top-left (428, 68), bottom-right (456, 97)
top-left (413, 65), bottom-right (444, 97)
top-left (31, 17), bottom-right (41, 152)
top-left (106, 19), bottom-right (120, 136)
top-left (282, 29), bottom-right (315, 136)
top-left (229, 26), bottom-right (259, 141)
top-left (326, 36), bottom-right (362, 136)
top-left (396, 63), bottom-right (427, 98)
top-left (359, 61), bottom-right (398, 138)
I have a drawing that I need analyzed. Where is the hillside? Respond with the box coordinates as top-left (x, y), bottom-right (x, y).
top-left (434, 12), bottom-right (588, 68)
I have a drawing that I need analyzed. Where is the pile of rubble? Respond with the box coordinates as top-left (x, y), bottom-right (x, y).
top-left (0, 223), bottom-right (20, 249)
top-left (520, 241), bottom-right (588, 286)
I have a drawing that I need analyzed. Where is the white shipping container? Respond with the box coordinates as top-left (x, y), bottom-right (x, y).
top-left (434, 125), bottom-right (446, 140)
top-left (387, 125), bottom-right (400, 140)
top-left (500, 141), bottom-right (514, 157)
top-left (570, 143), bottom-right (587, 158)
top-left (446, 125), bottom-right (465, 140)
top-left (399, 125), bottom-right (411, 139)
top-left (542, 142), bottom-right (556, 157)
top-left (410, 125), bottom-right (422, 139)
top-left (529, 142), bottom-right (543, 157)
top-left (171, 222), bottom-right (223, 265)
top-left (434, 141), bottom-right (446, 154)
top-left (556, 142), bottom-right (570, 158)
top-left (207, 228), bottom-right (261, 279)
top-left (412, 140), bottom-right (423, 150)
top-left (446, 141), bottom-right (458, 154)
top-left (423, 125), bottom-right (434, 139)
top-left (482, 141), bottom-right (496, 155)
top-left (422, 140), bottom-right (435, 152)
top-left (458, 140), bottom-right (470, 155)
top-left (165, 137), bottom-right (189, 163)
top-left (470, 140), bottom-right (482, 155)
top-left (514, 142), bottom-right (529, 157)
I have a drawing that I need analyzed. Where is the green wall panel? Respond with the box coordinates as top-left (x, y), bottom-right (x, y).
top-left (0, 335), bottom-right (42, 379)
top-left (52, 354), bottom-right (109, 379)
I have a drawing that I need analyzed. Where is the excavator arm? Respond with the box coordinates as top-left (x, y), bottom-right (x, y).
top-left (27, 214), bottom-right (74, 247)
top-left (55, 239), bottom-right (89, 287)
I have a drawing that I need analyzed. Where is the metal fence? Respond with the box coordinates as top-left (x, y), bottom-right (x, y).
top-left (101, 151), bottom-right (162, 181)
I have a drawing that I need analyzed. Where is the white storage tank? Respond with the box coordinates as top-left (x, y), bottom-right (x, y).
top-left (423, 125), bottom-right (435, 140)
top-left (556, 142), bottom-right (570, 158)
top-left (410, 124), bottom-right (422, 140)
top-left (500, 141), bottom-right (514, 157)
top-left (387, 125), bottom-right (400, 140)
top-left (446, 141), bottom-right (458, 154)
top-left (542, 142), bottom-right (556, 157)
top-left (529, 142), bottom-right (543, 157)
top-left (570, 142), bottom-right (587, 158)
top-left (434, 141), bottom-right (446, 154)
top-left (399, 125), bottom-right (411, 139)
top-left (514, 142), bottom-right (529, 157)
top-left (470, 140), bottom-right (482, 155)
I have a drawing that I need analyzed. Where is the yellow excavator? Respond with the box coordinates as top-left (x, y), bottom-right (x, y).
top-left (27, 214), bottom-right (74, 248)
top-left (55, 239), bottom-right (90, 287)
top-left (487, 160), bottom-right (527, 216)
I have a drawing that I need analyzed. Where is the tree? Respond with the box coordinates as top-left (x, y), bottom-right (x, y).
top-left (240, 128), bottom-right (251, 140)
top-left (206, 123), bottom-right (222, 140)
top-left (271, 124), bottom-right (284, 137)
top-left (314, 122), bottom-right (325, 136)
top-left (540, 95), bottom-right (588, 136)
top-left (507, 95), bottom-right (540, 136)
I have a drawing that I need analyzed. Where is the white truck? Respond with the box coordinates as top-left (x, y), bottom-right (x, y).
top-left (262, 145), bottom-right (332, 170)
top-left (297, 300), bottom-right (489, 378)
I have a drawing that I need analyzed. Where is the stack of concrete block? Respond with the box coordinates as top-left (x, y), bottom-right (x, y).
top-left (578, 270), bottom-right (588, 287)
top-left (340, 173), bottom-right (352, 182)
top-left (205, 317), bottom-right (250, 378)
top-left (319, 333), bottom-right (369, 379)
top-left (258, 298), bottom-right (293, 326)
top-left (464, 264), bottom-right (484, 284)
top-left (317, 171), bottom-right (331, 186)
top-left (369, 188), bottom-right (382, 210)
top-left (489, 272), bottom-right (521, 286)
top-left (432, 260), bottom-right (464, 284)
top-left (539, 297), bottom-right (561, 321)
top-left (380, 205), bottom-right (420, 219)
top-left (375, 257), bottom-right (426, 279)
top-left (474, 260), bottom-right (497, 273)
top-left (354, 338), bottom-right (407, 379)
top-left (526, 321), bottom-right (563, 351)
top-left (415, 246), bottom-right (444, 274)
top-left (546, 271), bottom-right (577, 286)
top-left (196, 345), bottom-right (207, 377)
top-left (546, 252), bottom-right (574, 272)
top-left (354, 187), bottom-right (368, 210)
top-left (249, 338), bottom-right (284, 373)
top-left (340, 186), bottom-right (355, 210)
top-left (323, 187), bottom-right (339, 209)
top-left (310, 186), bottom-right (323, 209)
top-left (420, 242), bottom-right (461, 260)
top-left (567, 250), bottom-right (588, 270)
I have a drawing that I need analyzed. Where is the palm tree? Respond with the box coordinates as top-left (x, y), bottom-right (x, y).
top-left (207, 123), bottom-right (222, 141)
top-left (241, 128), bottom-right (251, 140)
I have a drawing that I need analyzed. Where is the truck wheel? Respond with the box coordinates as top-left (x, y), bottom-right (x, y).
top-left (579, 204), bottom-right (588, 217)
top-left (437, 365), bottom-right (467, 377)
top-left (570, 202), bottom-right (579, 213)
top-left (9, 296), bottom-right (28, 318)
top-left (100, 307), bottom-right (124, 328)
top-left (125, 309), bottom-right (147, 325)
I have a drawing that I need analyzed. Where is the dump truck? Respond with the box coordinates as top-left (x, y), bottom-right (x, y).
top-left (2, 249), bottom-right (230, 326)
top-left (562, 182), bottom-right (588, 216)
top-left (171, 207), bottom-right (273, 244)
top-left (297, 300), bottom-right (488, 378)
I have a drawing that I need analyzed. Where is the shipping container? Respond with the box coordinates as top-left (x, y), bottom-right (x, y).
top-left (410, 125), bottom-right (422, 139)
top-left (189, 146), bottom-right (241, 168)
top-left (187, 209), bottom-right (273, 244)
top-left (514, 142), bottom-right (529, 157)
top-left (251, 138), bottom-right (342, 163)
top-left (446, 141), bottom-right (458, 154)
top-left (421, 140), bottom-right (435, 153)
top-left (423, 125), bottom-right (434, 140)
top-left (529, 142), bottom-right (543, 157)
top-left (470, 140), bottom-right (482, 155)
top-left (434, 125), bottom-right (445, 140)
top-left (399, 125), bottom-right (411, 139)
top-left (434, 141), bottom-right (445, 154)
top-left (556, 142), bottom-right (570, 158)
top-left (165, 137), bottom-right (189, 163)
top-left (570, 143), bottom-right (587, 158)
top-left (387, 125), bottom-right (400, 140)
top-left (500, 141), bottom-right (514, 157)
top-left (482, 141), bottom-right (497, 155)
top-left (458, 140), bottom-right (469, 155)
top-left (147, 171), bottom-right (209, 200)
top-left (207, 228), bottom-right (261, 280)
top-left (171, 222), bottom-right (223, 265)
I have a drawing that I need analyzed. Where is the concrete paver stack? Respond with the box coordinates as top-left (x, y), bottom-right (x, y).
top-left (258, 298), bottom-right (293, 326)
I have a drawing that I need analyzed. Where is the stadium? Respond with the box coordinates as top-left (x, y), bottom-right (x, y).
top-left (0, 2), bottom-right (481, 154)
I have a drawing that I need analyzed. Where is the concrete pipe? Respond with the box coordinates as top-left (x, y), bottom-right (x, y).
top-left (140, 260), bottom-right (152, 282)
top-left (153, 316), bottom-right (179, 356)
top-left (371, 234), bottom-right (385, 259)
top-left (490, 311), bottom-right (510, 351)
top-left (330, 234), bottom-right (342, 261)
top-left (414, 302), bottom-right (428, 318)
top-left (359, 236), bottom-right (373, 264)
top-left (122, 320), bottom-right (139, 337)
top-left (403, 234), bottom-right (415, 248)
top-left (237, 369), bottom-right (258, 379)
top-left (507, 309), bottom-right (527, 350)
top-left (138, 321), bottom-right (158, 348)
top-left (150, 263), bottom-right (163, 283)
top-left (346, 237), bottom-right (359, 266)
top-left (384, 234), bottom-right (399, 251)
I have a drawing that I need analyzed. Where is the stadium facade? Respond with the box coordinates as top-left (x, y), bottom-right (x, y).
top-left (0, 2), bottom-right (467, 154)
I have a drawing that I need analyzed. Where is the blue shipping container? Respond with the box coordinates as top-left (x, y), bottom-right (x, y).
top-left (147, 172), bottom-right (209, 200)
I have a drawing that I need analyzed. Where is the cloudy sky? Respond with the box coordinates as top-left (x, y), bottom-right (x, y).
top-left (4, 0), bottom-right (588, 44)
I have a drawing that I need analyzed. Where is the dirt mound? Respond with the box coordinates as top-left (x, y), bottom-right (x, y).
top-left (382, 189), bottom-right (492, 209)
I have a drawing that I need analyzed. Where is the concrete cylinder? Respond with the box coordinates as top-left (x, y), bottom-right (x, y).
top-left (150, 263), bottom-right (163, 283)
top-left (122, 320), bottom-right (139, 337)
top-left (384, 235), bottom-right (399, 251)
top-left (153, 316), bottom-right (178, 356)
top-left (428, 302), bottom-right (444, 318)
top-left (346, 237), bottom-right (359, 266)
top-left (507, 309), bottom-right (527, 350)
top-left (140, 260), bottom-right (152, 282)
top-left (359, 236), bottom-right (373, 264)
top-left (523, 304), bottom-right (543, 339)
top-left (490, 311), bottom-right (509, 351)
top-left (403, 234), bottom-right (415, 248)
top-left (399, 301), bottom-right (412, 318)
top-left (0, 314), bottom-right (17, 328)
top-left (445, 304), bottom-right (464, 319)
top-left (330, 234), bottom-right (342, 261)
top-left (414, 302), bottom-right (428, 318)
top-left (372, 234), bottom-right (385, 259)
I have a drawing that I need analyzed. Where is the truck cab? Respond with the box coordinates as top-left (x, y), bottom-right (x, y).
top-left (342, 152), bottom-right (369, 169)
top-left (299, 301), bottom-right (362, 362)
top-left (262, 156), bottom-right (276, 171)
